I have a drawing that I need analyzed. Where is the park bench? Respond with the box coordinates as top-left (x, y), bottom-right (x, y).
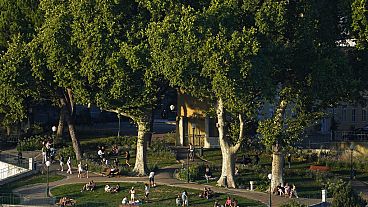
top-left (309, 165), bottom-right (330, 172)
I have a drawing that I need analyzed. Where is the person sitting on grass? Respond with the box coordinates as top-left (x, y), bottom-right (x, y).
top-left (213, 200), bottom-right (221, 207)
top-left (176, 194), bottom-right (182, 206)
top-left (204, 165), bottom-right (212, 183)
top-left (199, 187), bottom-right (208, 198)
top-left (104, 184), bottom-right (111, 193)
top-left (224, 196), bottom-right (232, 207)
top-left (232, 198), bottom-right (239, 207)
top-left (207, 188), bottom-right (214, 199)
top-left (81, 181), bottom-right (96, 192)
top-left (111, 184), bottom-right (120, 193)
top-left (121, 197), bottom-right (128, 205)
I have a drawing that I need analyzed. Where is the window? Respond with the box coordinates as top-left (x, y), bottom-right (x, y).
top-left (342, 107), bottom-right (347, 121)
top-left (363, 109), bottom-right (367, 121)
top-left (352, 109), bottom-right (356, 122)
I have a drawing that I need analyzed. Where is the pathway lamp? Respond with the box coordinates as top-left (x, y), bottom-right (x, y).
top-left (45, 161), bottom-right (51, 197)
top-left (52, 126), bottom-right (57, 147)
top-left (268, 173), bottom-right (272, 207)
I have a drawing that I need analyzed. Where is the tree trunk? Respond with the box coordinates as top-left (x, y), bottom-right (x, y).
top-left (56, 107), bottom-right (65, 142)
top-left (65, 111), bottom-right (82, 161)
top-left (271, 150), bottom-right (284, 191)
top-left (270, 98), bottom-right (288, 191)
top-left (216, 98), bottom-right (241, 188)
top-left (59, 89), bottom-right (82, 161)
top-left (133, 118), bottom-right (151, 176)
top-left (217, 147), bottom-right (237, 188)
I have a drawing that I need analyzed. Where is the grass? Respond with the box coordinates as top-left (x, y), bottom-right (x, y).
top-left (51, 182), bottom-right (266, 207)
top-left (200, 149), bottom-right (324, 198)
top-left (0, 173), bottom-right (65, 204)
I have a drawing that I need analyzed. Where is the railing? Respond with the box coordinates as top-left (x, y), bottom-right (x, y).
top-left (0, 164), bottom-right (29, 180)
top-left (0, 153), bottom-right (29, 169)
top-left (331, 131), bottom-right (368, 141)
top-left (187, 134), bottom-right (205, 146)
top-left (0, 193), bottom-right (21, 205)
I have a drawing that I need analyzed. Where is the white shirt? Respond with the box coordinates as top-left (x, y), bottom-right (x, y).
top-left (149, 171), bottom-right (155, 178)
top-left (122, 197), bottom-right (128, 204)
top-left (145, 185), bottom-right (150, 193)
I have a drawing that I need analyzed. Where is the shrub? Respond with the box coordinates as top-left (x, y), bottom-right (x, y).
top-left (331, 182), bottom-right (366, 207)
top-left (177, 163), bottom-right (207, 181)
top-left (58, 146), bottom-right (76, 160)
top-left (17, 135), bottom-right (47, 151)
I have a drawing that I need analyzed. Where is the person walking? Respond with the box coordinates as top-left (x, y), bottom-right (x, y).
top-left (125, 151), bottom-right (131, 167)
top-left (149, 171), bottom-right (155, 187)
top-left (59, 155), bottom-right (64, 171)
top-left (84, 163), bottom-right (89, 178)
top-left (78, 162), bottom-right (83, 178)
top-left (66, 157), bottom-right (72, 174)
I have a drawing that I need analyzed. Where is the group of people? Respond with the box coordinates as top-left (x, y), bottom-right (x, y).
top-left (199, 187), bottom-right (214, 199)
top-left (274, 183), bottom-right (298, 198)
top-left (57, 197), bottom-right (74, 206)
top-left (213, 196), bottom-right (238, 207)
top-left (81, 180), bottom-right (96, 192)
top-left (121, 184), bottom-right (150, 205)
top-left (42, 140), bottom-right (56, 163)
top-left (105, 183), bottom-right (120, 193)
top-left (58, 156), bottom-right (73, 175)
top-left (175, 190), bottom-right (189, 207)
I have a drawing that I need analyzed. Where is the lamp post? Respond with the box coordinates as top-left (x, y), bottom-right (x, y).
top-left (268, 173), bottom-right (272, 207)
top-left (45, 160), bottom-right (51, 197)
top-left (51, 126), bottom-right (57, 148)
top-left (350, 143), bottom-right (355, 180)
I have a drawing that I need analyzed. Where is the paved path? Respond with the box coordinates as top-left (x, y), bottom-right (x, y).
top-left (7, 149), bottom-right (368, 206)
top-left (11, 162), bottom-right (323, 207)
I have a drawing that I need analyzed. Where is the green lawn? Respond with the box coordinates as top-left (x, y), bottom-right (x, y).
top-left (51, 182), bottom-right (266, 207)
top-left (0, 173), bottom-right (65, 204)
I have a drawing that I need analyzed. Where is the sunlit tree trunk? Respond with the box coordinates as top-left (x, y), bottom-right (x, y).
top-left (270, 99), bottom-right (287, 191)
top-left (133, 117), bottom-right (151, 176)
top-left (216, 98), bottom-right (243, 188)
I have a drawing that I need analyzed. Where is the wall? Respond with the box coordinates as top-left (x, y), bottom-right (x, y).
top-left (0, 161), bottom-right (29, 181)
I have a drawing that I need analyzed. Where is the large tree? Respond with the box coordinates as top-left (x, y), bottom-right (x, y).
top-left (256, 0), bottom-right (360, 190)
top-left (147, 0), bottom-right (273, 187)
top-left (68, 0), bottom-right (167, 175)
top-left (0, 0), bottom-right (43, 133)
top-left (28, 0), bottom-right (83, 161)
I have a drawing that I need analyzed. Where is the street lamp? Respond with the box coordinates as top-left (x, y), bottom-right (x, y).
top-left (268, 173), bottom-right (272, 207)
top-left (350, 143), bottom-right (355, 180)
top-left (45, 160), bottom-right (51, 197)
top-left (52, 126), bottom-right (57, 147)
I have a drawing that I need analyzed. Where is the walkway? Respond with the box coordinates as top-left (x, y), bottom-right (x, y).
top-left (6, 149), bottom-right (367, 206)
top-left (12, 162), bottom-right (323, 207)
